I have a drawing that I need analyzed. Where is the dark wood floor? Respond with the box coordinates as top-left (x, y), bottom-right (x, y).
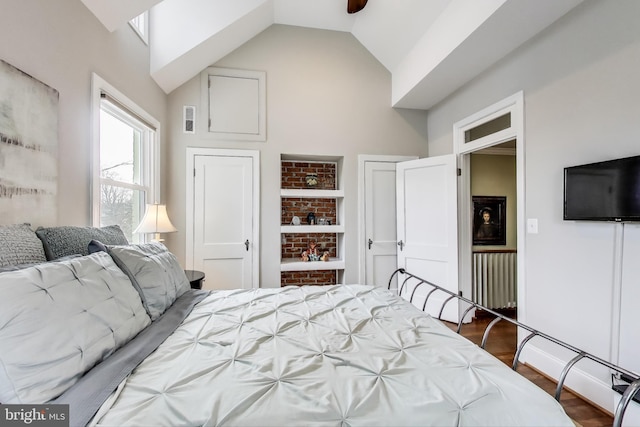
top-left (445, 312), bottom-right (613, 427)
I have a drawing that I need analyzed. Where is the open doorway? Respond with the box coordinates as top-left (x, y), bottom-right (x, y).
top-left (454, 92), bottom-right (525, 329)
top-left (469, 141), bottom-right (517, 320)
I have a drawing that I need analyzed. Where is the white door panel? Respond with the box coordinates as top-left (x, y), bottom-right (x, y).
top-left (397, 155), bottom-right (459, 322)
top-left (203, 259), bottom-right (246, 290)
top-left (193, 154), bottom-right (255, 290)
top-left (365, 162), bottom-right (398, 289)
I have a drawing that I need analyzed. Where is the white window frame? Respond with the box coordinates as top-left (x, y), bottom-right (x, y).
top-left (90, 73), bottom-right (160, 230)
top-left (129, 11), bottom-right (149, 45)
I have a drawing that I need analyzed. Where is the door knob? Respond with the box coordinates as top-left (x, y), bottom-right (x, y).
top-left (245, 239), bottom-right (250, 251)
top-left (397, 240), bottom-right (404, 251)
top-left (368, 238), bottom-right (373, 250)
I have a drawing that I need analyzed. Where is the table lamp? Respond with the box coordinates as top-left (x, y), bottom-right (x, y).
top-left (134, 203), bottom-right (177, 242)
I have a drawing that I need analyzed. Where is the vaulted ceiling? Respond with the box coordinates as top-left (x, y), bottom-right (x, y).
top-left (81, 0), bottom-right (582, 110)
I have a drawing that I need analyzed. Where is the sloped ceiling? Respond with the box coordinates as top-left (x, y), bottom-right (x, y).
top-left (81, 0), bottom-right (582, 110)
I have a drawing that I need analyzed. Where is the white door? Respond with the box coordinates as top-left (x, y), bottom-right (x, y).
top-left (190, 151), bottom-right (258, 290)
top-left (396, 155), bottom-right (459, 322)
top-left (364, 161), bottom-right (399, 289)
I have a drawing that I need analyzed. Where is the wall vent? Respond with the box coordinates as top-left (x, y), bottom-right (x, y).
top-left (183, 105), bottom-right (195, 134)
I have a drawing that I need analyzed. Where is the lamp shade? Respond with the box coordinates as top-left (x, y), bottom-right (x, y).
top-left (134, 204), bottom-right (177, 240)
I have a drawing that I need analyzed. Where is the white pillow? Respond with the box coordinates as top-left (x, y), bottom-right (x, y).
top-left (0, 252), bottom-right (150, 403)
top-left (104, 242), bottom-right (190, 320)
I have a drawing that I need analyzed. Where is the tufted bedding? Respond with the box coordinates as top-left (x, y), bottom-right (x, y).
top-left (85, 285), bottom-right (573, 427)
top-left (0, 225), bottom-right (574, 426)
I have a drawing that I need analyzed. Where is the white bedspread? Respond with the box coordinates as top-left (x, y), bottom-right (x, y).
top-left (92, 285), bottom-right (573, 426)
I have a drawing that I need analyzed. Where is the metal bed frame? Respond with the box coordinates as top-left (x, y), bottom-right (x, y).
top-left (389, 268), bottom-right (640, 427)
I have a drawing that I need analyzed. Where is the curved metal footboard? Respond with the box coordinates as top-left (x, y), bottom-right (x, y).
top-left (388, 268), bottom-right (640, 427)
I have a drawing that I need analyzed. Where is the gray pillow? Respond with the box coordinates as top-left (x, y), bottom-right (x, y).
top-left (0, 254), bottom-right (81, 273)
top-left (101, 242), bottom-right (190, 320)
top-left (0, 252), bottom-right (150, 403)
top-left (36, 225), bottom-right (128, 260)
top-left (0, 223), bottom-right (47, 267)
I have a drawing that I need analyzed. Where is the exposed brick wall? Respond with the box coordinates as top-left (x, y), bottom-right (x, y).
top-left (281, 270), bottom-right (338, 287)
top-left (281, 233), bottom-right (337, 259)
top-left (281, 161), bottom-right (336, 190)
top-left (281, 198), bottom-right (337, 226)
top-left (281, 160), bottom-right (341, 287)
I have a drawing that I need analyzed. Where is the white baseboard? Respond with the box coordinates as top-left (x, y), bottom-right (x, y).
top-left (614, 394), bottom-right (640, 427)
top-left (521, 345), bottom-right (611, 412)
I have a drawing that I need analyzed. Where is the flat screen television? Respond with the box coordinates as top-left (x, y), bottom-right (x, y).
top-left (564, 155), bottom-right (640, 221)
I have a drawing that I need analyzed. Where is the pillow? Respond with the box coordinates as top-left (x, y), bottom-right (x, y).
top-left (0, 254), bottom-right (81, 273)
top-left (0, 252), bottom-right (150, 403)
top-left (0, 223), bottom-right (47, 267)
top-left (91, 241), bottom-right (190, 320)
top-left (36, 225), bottom-right (128, 260)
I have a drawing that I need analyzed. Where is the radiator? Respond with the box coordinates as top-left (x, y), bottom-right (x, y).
top-left (472, 251), bottom-right (517, 309)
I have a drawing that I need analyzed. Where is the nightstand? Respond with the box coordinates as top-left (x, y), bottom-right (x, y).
top-left (184, 270), bottom-right (205, 289)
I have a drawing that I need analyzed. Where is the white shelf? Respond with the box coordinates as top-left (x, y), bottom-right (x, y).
top-left (280, 156), bottom-right (345, 283)
top-left (280, 189), bottom-right (344, 198)
top-left (281, 225), bottom-right (344, 233)
top-left (280, 258), bottom-right (345, 272)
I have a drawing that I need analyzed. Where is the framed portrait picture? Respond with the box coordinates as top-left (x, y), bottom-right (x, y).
top-left (472, 196), bottom-right (506, 245)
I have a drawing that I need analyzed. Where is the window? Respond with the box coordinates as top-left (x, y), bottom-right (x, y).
top-left (464, 113), bottom-right (511, 143)
top-left (91, 74), bottom-right (159, 243)
top-left (129, 11), bottom-right (149, 45)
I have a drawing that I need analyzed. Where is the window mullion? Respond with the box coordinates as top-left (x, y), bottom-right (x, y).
top-left (101, 177), bottom-right (148, 193)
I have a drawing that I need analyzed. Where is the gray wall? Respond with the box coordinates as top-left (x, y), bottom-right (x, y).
top-left (166, 25), bottom-right (429, 287)
top-left (426, 0), bottom-right (640, 407)
top-left (0, 0), bottom-right (168, 226)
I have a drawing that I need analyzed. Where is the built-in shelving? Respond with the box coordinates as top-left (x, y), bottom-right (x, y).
top-left (280, 155), bottom-right (345, 285)
top-left (281, 225), bottom-right (344, 234)
top-left (280, 258), bottom-right (345, 272)
top-left (280, 189), bottom-right (344, 198)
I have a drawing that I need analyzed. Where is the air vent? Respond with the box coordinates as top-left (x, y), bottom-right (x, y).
top-left (183, 105), bottom-right (195, 134)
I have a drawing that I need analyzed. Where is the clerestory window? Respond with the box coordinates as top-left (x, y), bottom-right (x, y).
top-left (129, 11), bottom-right (149, 45)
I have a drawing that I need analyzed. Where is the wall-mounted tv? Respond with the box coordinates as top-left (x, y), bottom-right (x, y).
top-left (564, 155), bottom-right (640, 221)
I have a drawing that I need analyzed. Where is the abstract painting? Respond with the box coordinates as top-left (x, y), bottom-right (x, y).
top-left (0, 60), bottom-right (58, 226)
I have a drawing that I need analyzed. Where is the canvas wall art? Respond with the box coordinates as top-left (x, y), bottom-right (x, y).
top-left (0, 60), bottom-right (58, 226)
top-left (472, 196), bottom-right (506, 245)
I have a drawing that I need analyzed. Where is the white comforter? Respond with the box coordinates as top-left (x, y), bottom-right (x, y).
top-left (92, 285), bottom-right (573, 426)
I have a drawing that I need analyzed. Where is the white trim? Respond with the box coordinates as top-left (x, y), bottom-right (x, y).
top-left (280, 258), bottom-right (345, 272)
top-left (185, 148), bottom-right (260, 288)
top-left (523, 345), bottom-right (615, 414)
top-left (280, 189), bottom-right (344, 198)
top-left (281, 225), bottom-right (344, 233)
top-left (514, 92), bottom-right (526, 331)
top-left (356, 154), bottom-right (418, 284)
top-left (129, 11), bottom-right (149, 45)
top-left (453, 91), bottom-right (524, 326)
top-left (455, 92), bottom-right (523, 154)
top-left (90, 73), bottom-right (161, 226)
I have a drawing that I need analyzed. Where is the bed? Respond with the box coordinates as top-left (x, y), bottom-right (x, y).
top-left (69, 284), bottom-right (574, 427)
top-left (0, 226), bottom-right (636, 426)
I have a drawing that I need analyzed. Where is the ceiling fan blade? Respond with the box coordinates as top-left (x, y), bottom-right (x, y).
top-left (347, 0), bottom-right (368, 14)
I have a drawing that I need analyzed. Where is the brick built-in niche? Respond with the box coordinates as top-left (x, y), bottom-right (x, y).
top-left (280, 158), bottom-right (344, 287)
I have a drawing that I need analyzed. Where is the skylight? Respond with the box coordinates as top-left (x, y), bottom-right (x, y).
top-left (129, 11), bottom-right (149, 45)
